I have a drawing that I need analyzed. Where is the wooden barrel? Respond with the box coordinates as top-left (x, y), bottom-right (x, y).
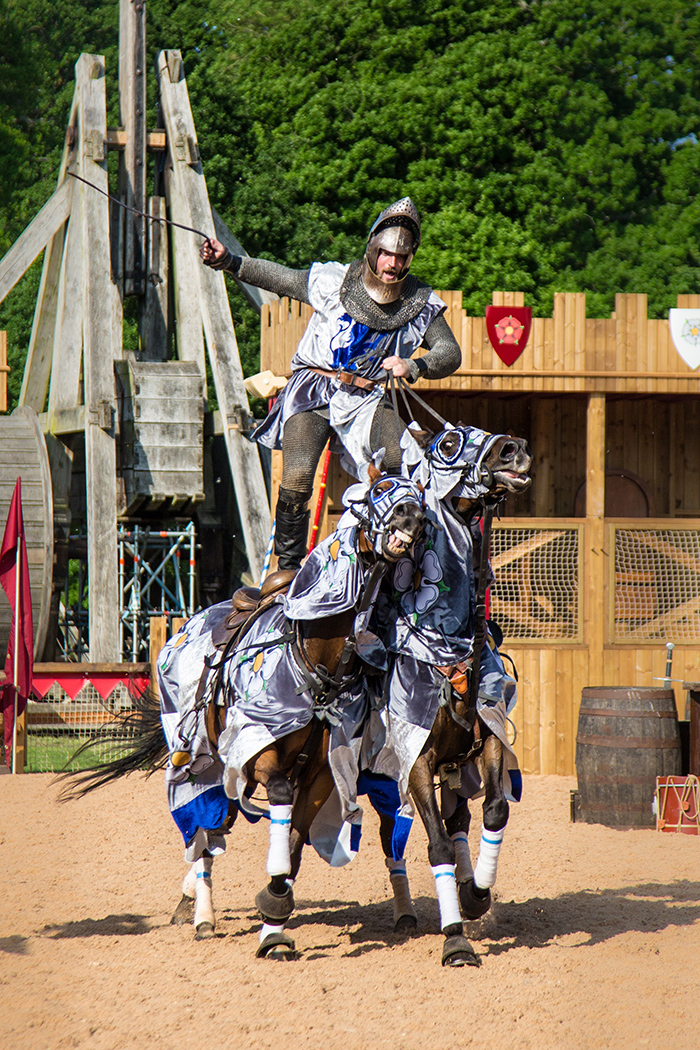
top-left (576, 687), bottom-right (681, 827)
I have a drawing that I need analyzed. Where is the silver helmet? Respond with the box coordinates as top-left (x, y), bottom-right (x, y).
top-left (361, 197), bottom-right (421, 304)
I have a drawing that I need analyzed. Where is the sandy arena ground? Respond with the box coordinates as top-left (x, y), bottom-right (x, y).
top-left (1, 771), bottom-right (699, 1050)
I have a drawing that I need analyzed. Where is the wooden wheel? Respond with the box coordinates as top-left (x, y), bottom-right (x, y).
top-left (0, 406), bottom-right (53, 660)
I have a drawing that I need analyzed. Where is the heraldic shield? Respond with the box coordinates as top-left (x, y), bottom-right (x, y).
top-left (669, 308), bottom-right (700, 370)
top-left (485, 305), bottom-right (533, 366)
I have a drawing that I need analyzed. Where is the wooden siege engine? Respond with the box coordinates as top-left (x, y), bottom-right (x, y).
top-left (0, 0), bottom-right (274, 663)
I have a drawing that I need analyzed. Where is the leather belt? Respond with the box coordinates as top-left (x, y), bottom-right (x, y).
top-left (307, 367), bottom-right (378, 392)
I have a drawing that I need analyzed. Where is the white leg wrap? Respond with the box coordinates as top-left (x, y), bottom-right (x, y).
top-left (182, 864), bottom-right (197, 899)
top-left (267, 804), bottom-right (293, 876)
top-left (193, 856), bottom-right (215, 929)
top-left (451, 831), bottom-right (474, 883)
top-left (431, 863), bottom-right (462, 931)
top-left (386, 857), bottom-right (416, 923)
top-left (473, 825), bottom-right (505, 889)
top-left (259, 921), bottom-right (286, 945)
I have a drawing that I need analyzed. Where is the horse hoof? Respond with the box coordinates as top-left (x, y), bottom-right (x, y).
top-left (194, 921), bottom-right (216, 940)
top-left (441, 934), bottom-right (480, 968)
top-left (256, 932), bottom-right (297, 960)
top-left (394, 913), bottom-right (418, 934)
top-left (170, 893), bottom-right (194, 926)
top-left (255, 885), bottom-right (295, 924)
top-left (459, 878), bottom-right (492, 920)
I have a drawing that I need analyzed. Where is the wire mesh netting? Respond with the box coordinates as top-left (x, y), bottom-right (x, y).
top-left (490, 527), bottom-right (581, 640)
top-left (26, 682), bottom-right (138, 773)
top-left (614, 528), bottom-right (700, 641)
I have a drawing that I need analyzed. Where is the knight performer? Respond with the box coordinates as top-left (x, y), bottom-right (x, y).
top-left (200, 197), bottom-right (461, 572)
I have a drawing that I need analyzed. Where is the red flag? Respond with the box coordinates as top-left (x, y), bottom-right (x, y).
top-left (0, 478), bottom-right (34, 768)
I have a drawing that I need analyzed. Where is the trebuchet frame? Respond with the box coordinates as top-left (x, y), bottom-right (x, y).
top-left (0, 8), bottom-right (271, 660)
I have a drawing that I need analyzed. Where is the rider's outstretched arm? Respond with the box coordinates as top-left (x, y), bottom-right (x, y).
top-left (200, 238), bottom-right (311, 303)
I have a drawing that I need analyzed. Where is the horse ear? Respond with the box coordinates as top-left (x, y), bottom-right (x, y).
top-left (411, 428), bottom-right (433, 449)
top-left (368, 462), bottom-right (383, 482)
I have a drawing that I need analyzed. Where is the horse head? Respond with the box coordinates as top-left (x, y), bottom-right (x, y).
top-left (402, 423), bottom-right (531, 516)
top-left (343, 467), bottom-right (426, 562)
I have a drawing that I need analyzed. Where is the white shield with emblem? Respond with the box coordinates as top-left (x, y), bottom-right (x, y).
top-left (669, 309), bottom-right (700, 370)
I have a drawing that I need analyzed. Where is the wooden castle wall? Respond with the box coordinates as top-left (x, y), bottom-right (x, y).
top-left (260, 291), bottom-right (700, 776)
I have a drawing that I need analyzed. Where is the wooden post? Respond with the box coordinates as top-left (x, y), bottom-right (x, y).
top-left (681, 683), bottom-right (700, 777)
top-left (77, 54), bottom-right (121, 661)
top-left (531, 397), bottom-right (556, 516)
top-left (13, 705), bottom-right (26, 773)
top-left (156, 50), bottom-right (271, 581)
top-left (0, 331), bottom-right (7, 412)
top-left (119, 0), bottom-right (146, 296)
top-left (149, 614), bottom-right (168, 693)
top-left (585, 393), bottom-right (606, 682)
top-left (139, 196), bottom-right (169, 360)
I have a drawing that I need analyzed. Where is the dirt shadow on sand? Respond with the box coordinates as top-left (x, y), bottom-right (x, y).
top-left (38, 913), bottom-right (153, 939)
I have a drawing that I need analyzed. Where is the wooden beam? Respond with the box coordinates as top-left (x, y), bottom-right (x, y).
top-left (212, 207), bottom-right (278, 314)
top-left (47, 212), bottom-right (84, 414)
top-left (531, 398), bottom-right (556, 516)
top-left (76, 53), bottom-right (121, 661)
top-left (118, 0), bottom-right (147, 296)
top-left (105, 128), bottom-right (167, 151)
top-left (139, 196), bottom-right (169, 360)
top-left (585, 393), bottom-right (606, 679)
top-left (0, 179), bottom-right (73, 307)
top-left (157, 49), bottom-right (270, 580)
top-left (0, 331), bottom-right (6, 412)
top-left (38, 406), bottom-right (86, 435)
top-left (20, 87), bottom-right (81, 413)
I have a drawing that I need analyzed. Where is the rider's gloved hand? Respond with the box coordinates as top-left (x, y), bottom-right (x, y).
top-left (200, 237), bottom-right (232, 270)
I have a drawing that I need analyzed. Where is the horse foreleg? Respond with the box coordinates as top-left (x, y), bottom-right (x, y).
top-left (193, 852), bottom-right (216, 939)
top-left (445, 798), bottom-right (474, 884)
top-left (170, 864), bottom-right (196, 926)
top-left (409, 756), bottom-right (478, 967)
top-left (250, 748), bottom-right (297, 958)
top-left (376, 812), bottom-right (417, 933)
top-left (461, 734), bottom-right (509, 919)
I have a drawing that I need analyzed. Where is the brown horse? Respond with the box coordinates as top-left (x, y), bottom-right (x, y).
top-left (378, 425), bottom-right (532, 966)
top-left (59, 471), bottom-right (427, 959)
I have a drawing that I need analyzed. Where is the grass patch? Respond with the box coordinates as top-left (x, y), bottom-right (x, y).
top-left (26, 732), bottom-right (135, 773)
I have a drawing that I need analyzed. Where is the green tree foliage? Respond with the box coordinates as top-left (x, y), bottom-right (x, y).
top-left (199, 0), bottom-right (700, 318)
top-left (1, 0), bottom-right (700, 408)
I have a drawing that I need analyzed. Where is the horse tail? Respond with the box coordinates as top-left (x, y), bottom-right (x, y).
top-left (54, 686), bottom-right (168, 801)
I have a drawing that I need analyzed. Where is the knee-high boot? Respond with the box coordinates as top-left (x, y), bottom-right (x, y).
top-left (274, 490), bottom-right (310, 572)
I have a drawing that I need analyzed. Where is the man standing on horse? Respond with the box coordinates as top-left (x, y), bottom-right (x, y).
top-left (200, 198), bottom-right (461, 571)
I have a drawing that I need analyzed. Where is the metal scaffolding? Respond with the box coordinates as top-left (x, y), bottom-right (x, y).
top-left (118, 523), bottom-right (197, 661)
top-left (55, 523), bottom-right (198, 662)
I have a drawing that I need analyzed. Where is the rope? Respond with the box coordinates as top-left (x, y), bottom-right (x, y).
top-left (657, 774), bottom-right (700, 832)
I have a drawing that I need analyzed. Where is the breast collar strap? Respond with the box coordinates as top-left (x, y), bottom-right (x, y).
top-left (289, 559), bottom-right (388, 713)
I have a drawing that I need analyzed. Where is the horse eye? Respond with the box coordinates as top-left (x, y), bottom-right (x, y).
top-left (375, 480), bottom-right (392, 493)
top-left (440, 435), bottom-right (458, 454)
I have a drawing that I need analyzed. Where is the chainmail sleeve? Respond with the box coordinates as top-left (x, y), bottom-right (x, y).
top-left (224, 256), bottom-right (311, 303)
top-left (406, 312), bottom-right (462, 382)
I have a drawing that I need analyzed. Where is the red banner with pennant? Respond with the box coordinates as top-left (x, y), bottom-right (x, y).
top-left (485, 306), bottom-right (532, 366)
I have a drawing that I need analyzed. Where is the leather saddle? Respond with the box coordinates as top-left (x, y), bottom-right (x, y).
top-left (211, 568), bottom-right (298, 652)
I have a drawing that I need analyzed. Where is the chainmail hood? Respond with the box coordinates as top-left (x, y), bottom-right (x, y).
top-left (339, 259), bottom-right (432, 331)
